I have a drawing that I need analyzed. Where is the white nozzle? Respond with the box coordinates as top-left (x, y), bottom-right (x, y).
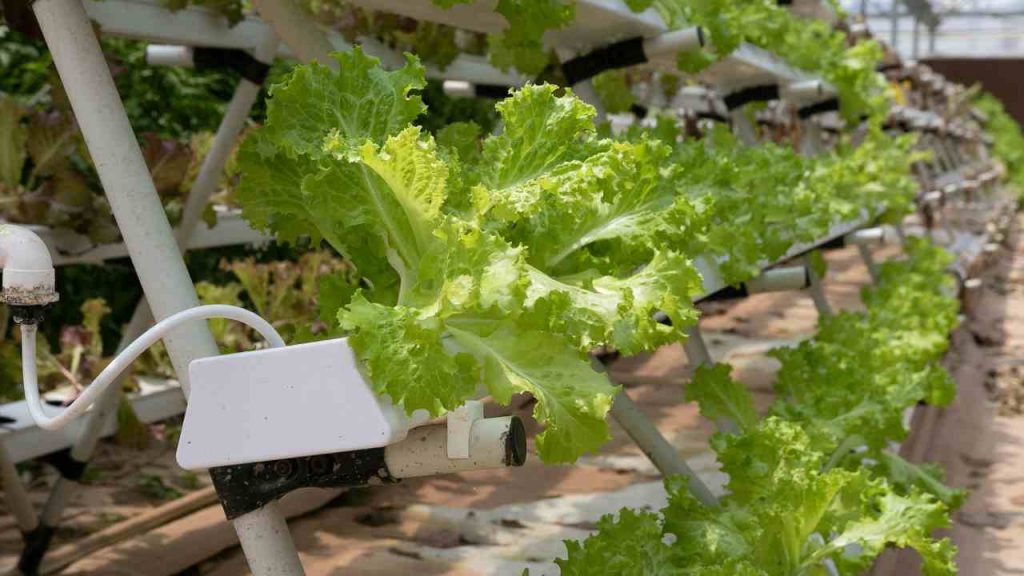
top-left (845, 227), bottom-right (889, 247)
top-left (442, 80), bottom-right (475, 98)
top-left (145, 45), bottom-right (194, 68)
top-left (746, 266), bottom-right (809, 294)
top-left (784, 80), bottom-right (835, 103)
top-left (643, 27), bottom-right (704, 61)
top-left (0, 225), bottom-right (57, 306)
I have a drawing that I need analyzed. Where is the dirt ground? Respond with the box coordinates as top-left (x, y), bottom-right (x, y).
top-left (1, 217), bottom-right (1022, 575)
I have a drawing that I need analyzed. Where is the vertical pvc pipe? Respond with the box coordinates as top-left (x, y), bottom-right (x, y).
top-left (609, 391), bottom-right (717, 505)
top-left (682, 325), bottom-right (712, 367)
top-left (233, 501), bottom-right (306, 575)
top-left (33, 0), bottom-right (217, 394)
top-left (912, 18), bottom-right (920, 60)
top-left (803, 253), bottom-right (833, 317)
top-left (32, 3), bottom-right (304, 575)
top-left (252, 0), bottom-right (335, 67)
top-left (0, 443), bottom-right (37, 534)
top-left (857, 244), bottom-right (879, 283)
top-left (799, 121), bottom-right (823, 157)
top-left (730, 109), bottom-right (758, 145)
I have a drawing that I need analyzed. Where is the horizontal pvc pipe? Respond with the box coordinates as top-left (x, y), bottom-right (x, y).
top-left (845, 227), bottom-right (888, 247)
top-left (642, 27), bottom-right (704, 60)
top-left (145, 44), bottom-right (194, 67)
top-left (746, 266), bottom-right (809, 294)
top-left (783, 80), bottom-right (833, 102)
top-left (385, 416), bottom-right (526, 478)
top-left (442, 79), bottom-right (475, 98)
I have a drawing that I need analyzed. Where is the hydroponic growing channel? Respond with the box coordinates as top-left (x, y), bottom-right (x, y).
top-left (0, 0), bottom-right (1022, 574)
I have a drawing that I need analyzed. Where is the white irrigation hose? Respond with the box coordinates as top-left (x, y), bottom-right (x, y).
top-left (21, 305), bottom-right (285, 431)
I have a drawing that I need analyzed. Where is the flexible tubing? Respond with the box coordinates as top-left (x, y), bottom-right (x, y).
top-left (22, 305), bottom-right (285, 430)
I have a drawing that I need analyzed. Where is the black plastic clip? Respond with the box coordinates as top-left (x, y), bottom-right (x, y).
top-left (797, 97), bottom-right (840, 120)
top-left (210, 448), bottom-right (398, 520)
top-left (722, 84), bottom-right (780, 111)
top-left (18, 524), bottom-right (56, 576)
top-left (192, 47), bottom-right (271, 85)
top-left (561, 36), bottom-right (648, 86)
top-left (43, 448), bottom-right (88, 482)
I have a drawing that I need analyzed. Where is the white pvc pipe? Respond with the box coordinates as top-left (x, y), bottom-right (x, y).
top-left (252, 0), bottom-right (334, 67)
top-left (33, 0), bottom-right (220, 393)
top-left (176, 31), bottom-right (277, 245)
top-left (783, 80), bottom-right (832, 103)
top-left (730, 109), bottom-right (758, 145)
top-left (609, 391), bottom-right (718, 506)
top-left (233, 501), bottom-right (305, 576)
top-left (385, 417), bottom-right (524, 478)
top-left (21, 305), bottom-right (284, 431)
top-left (32, 4), bottom-right (304, 574)
top-left (0, 443), bottom-right (38, 533)
top-left (442, 79), bottom-right (475, 98)
top-left (845, 227), bottom-right (888, 247)
top-left (145, 44), bottom-right (194, 67)
top-left (802, 253), bottom-right (833, 317)
top-left (856, 244), bottom-right (879, 283)
top-left (642, 27), bottom-right (704, 61)
top-left (0, 225), bottom-right (57, 305)
top-left (682, 324), bottom-right (712, 367)
top-left (746, 266), bottom-right (810, 294)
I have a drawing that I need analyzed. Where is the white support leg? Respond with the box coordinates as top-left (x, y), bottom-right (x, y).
top-left (730, 109), bottom-right (759, 145)
top-left (609, 391), bottom-right (717, 505)
top-left (252, 0), bottom-right (334, 65)
top-left (856, 243), bottom-right (879, 284)
top-left (803, 252), bottom-right (833, 318)
top-left (682, 324), bottom-right (712, 367)
top-left (32, 3), bottom-right (303, 574)
top-left (0, 443), bottom-right (37, 535)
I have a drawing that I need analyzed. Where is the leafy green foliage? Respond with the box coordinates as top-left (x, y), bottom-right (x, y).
top-left (236, 49), bottom-right (713, 463)
top-left (973, 91), bottom-right (1024, 193)
top-left (559, 239), bottom-right (962, 574)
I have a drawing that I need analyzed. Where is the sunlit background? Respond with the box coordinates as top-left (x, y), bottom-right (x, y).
top-left (843, 0), bottom-right (1024, 58)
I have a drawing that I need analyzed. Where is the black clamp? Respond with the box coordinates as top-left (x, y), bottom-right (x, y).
top-left (192, 47), bottom-right (271, 85)
top-left (561, 36), bottom-right (648, 86)
top-left (473, 83), bottom-right (514, 99)
top-left (797, 97), bottom-right (840, 120)
top-left (694, 109), bottom-right (729, 123)
top-left (722, 84), bottom-right (780, 111)
top-left (43, 448), bottom-right (88, 482)
top-left (18, 525), bottom-right (56, 576)
top-left (210, 448), bottom-right (398, 519)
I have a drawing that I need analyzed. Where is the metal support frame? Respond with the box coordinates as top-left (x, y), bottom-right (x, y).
top-left (31, 2), bottom-right (304, 575)
top-left (9, 23), bottom-right (280, 573)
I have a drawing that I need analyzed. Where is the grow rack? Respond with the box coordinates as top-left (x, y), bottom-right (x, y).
top-left (0, 0), bottom-right (1010, 574)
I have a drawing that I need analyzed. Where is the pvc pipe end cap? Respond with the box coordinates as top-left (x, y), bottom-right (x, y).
top-left (1, 268), bottom-right (58, 306)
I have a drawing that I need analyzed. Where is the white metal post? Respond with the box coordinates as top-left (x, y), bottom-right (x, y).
top-left (730, 109), bottom-right (759, 145)
top-left (0, 443), bottom-right (37, 534)
top-left (682, 325), bottom-right (712, 367)
top-left (31, 2), bottom-right (304, 574)
top-left (252, 0), bottom-right (334, 65)
top-left (608, 391), bottom-right (717, 505)
top-left (23, 30), bottom-right (279, 561)
top-left (803, 252), bottom-right (833, 317)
